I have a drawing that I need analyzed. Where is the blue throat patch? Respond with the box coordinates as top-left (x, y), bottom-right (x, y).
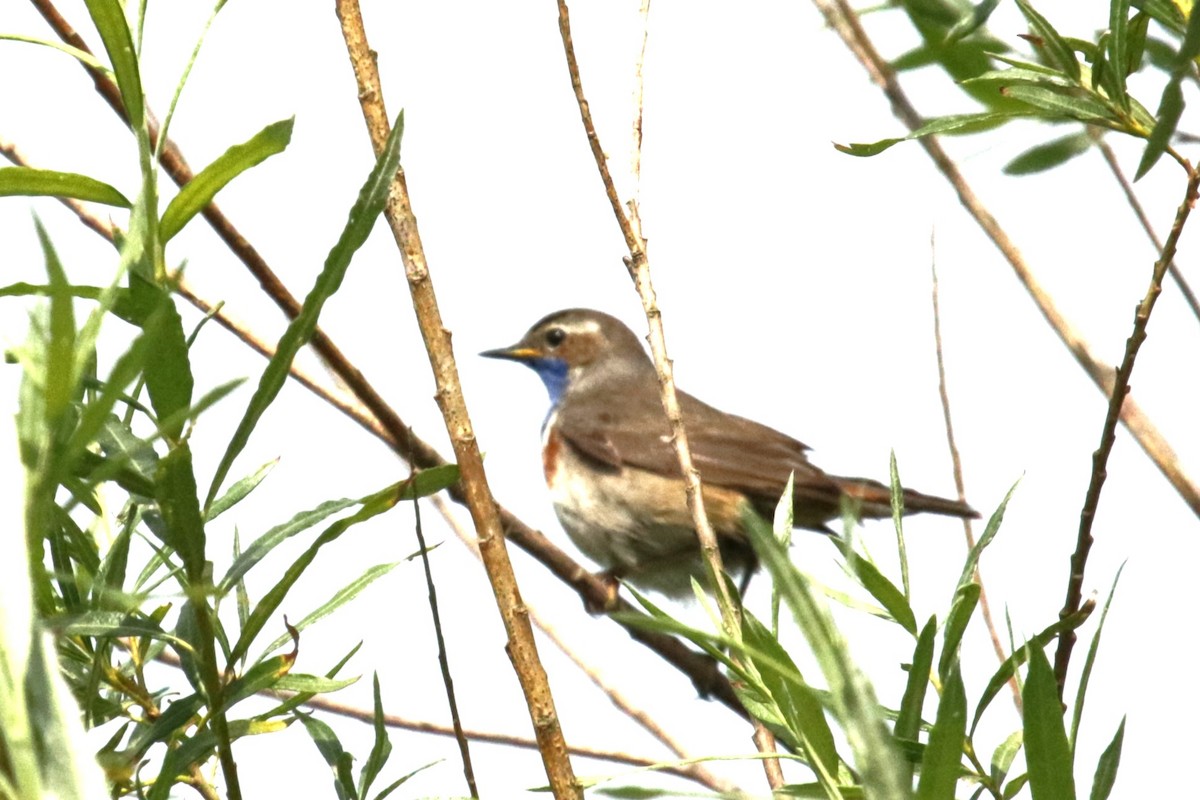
top-left (525, 357), bottom-right (569, 408)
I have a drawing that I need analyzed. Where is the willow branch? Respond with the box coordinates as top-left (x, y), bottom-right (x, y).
top-left (334, 2), bottom-right (580, 795)
top-left (811, 0), bottom-right (1200, 516)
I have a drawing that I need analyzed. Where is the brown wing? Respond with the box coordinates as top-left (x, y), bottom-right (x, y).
top-left (555, 379), bottom-right (846, 527)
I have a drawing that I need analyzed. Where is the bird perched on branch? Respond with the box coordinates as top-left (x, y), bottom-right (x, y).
top-left (483, 308), bottom-right (977, 599)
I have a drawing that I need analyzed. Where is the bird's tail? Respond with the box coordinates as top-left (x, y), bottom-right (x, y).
top-left (832, 476), bottom-right (979, 520)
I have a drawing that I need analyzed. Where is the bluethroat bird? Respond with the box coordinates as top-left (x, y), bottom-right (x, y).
top-left (482, 308), bottom-right (977, 598)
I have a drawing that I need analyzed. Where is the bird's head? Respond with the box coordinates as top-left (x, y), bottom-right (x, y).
top-left (481, 308), bottom-right (652, 406)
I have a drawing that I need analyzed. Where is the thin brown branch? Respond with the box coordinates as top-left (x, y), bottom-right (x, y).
top-left (334, 2), bottom-right (580, 796)
top-left (555, 0), bottom-right (782, 784)
top-left (1053, 163), bottom-right (1200, 696)
top-left (810, 0), bottom-right (1200, 517)
top-left (1093, 132), bottom-right (1200, 324)
top-left (929, 236), bottom-right (1019, 712)
top-left (410, 485), bottom-right (477, 796)
top-left (23, 0), bottom-right (753, 729)
top-left (430, 494), bottom-right (747, 797)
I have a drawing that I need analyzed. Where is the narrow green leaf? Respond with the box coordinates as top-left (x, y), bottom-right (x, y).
top-left (1108, 0), bottom-right (1131, 108)
top-left (742, 610), bottom-right (839, 780)
top-left (154, 442), bottom-right (207, 580)
top-left (990, 729), bottom-right (1024, 785)
top-left (1014, 0), bottom-right (1080, 81)
top-left (834, 536), bottom-right (917, 635)
top-left (207, 458), bottom-right (279, 522)
top-left (136, 279), bottom-right (194, 442)
top-left (82, 0), bottom-right (144, 129)
top-left (1089, 717), bottom-right (1125, 800)
top-left (939, 582), bottom-right (980, 680)
top-left (745, 509), bottom-right (910, 798)
top-left (836, 112), bottom-right (1021, 156)
top-left (1004, 132), bottom-right (1093, 175)
top-left (159, 118), bottom-right (294, 241)
top-left (962, 67), bottom-right (1079, 89)
top-left (1136, 0), bottom-right (1200, 178)
top-left (998, 85), bottom-right (1116, 125)
top-left (220, 496), bottom-right (362, 592)
top-left (57, 611), bottom-right (191, 651)
top-left (273, 674), bottom-right (359, 694)
top-left (256, 562), bottom-right (400, 659)
top-left (956, 481), bottom-right (1015, 593)
top-left (225, 653), bottom-right (296, 707)
top-left (358, 673), bottom-right (392, 800)
top-left (0, 167), bottom-right (130, 207)
top-left (1123, 12), bottom-right (1150, 76)
top-left (1070, 564), bottom-right (1125, 747)
top-left (398, 463), bottom-right (461, 500)
top-left (297, 713), bottom-right (357, 800)
top-left (888, 451), bottom-right (910, 601)
top-left (0, 33), bottom-right (111, 73)
top-left (971, 603), bottom-right (1092, 735)
top-left (205, 111), bottom-right (405, 509)
top-left (896, 617), bottom-right (937, 743)
top-left (230, 482), bottom-right (403, 664)
top-left (1023, 644), bottom-right (1077, 800)
top-left (944, 0), bottom-right (1002, 45)
top-left (35, 219), bottom-right (77, 427)
top-left (915, 665), bottom-right (967, 800)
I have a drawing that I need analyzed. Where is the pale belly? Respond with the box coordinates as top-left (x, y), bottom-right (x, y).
top-left (541, 416), bottom-right (753, 597)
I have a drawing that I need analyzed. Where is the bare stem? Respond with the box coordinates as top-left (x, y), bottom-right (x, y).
top-left (1053, 162), bottom-right (1200, 696)
top-left (333, 2), bottom-right (579, 795)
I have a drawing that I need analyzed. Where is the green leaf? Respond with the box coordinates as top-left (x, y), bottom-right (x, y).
top-left (272, 674), bottom-right (359, 694)
top-left (82, 0), bottom-right (143, 129)
top-left (35, 219), bottom-right (77, 427)
top-left (1014, 0), bottom-right (1080, 81)
top-left (915, 665), bottom-right (967, 800)
top-left (154, 442), bottom-right (207, 580)
top-left (1023, 644), bottom-right (1077, 800)
top-left (0, 167), bottom-right (130, 207)
top-left (1004, 132), bottom-right (1094, 175)
top-left (836, 112), bottom-right (1021, 156)
top-left (57, 611), bottom-right (192, 651)
top-left (939, 582), bottom-right (980, 681)
top-left (1135, 0), bottom-right (1200, 178)
top-left (833, 536), bottom-right (917, 635)
top-left (159, 118), bottom-right (294, 241)
top-left (135, 278), bottom-right (194, 442)
top-left (358, 674), bottom-right (392, 800)
top-left (1070, 564), bottom-right (1125, 746)
top-left (297, 713), bottom-right (358, 800)
top-left (230, 482), bottom-right (404, 664)
top-left (944, 0), bottom-right (1002, 46)
top-left (205, 111), bottom-right (405, 509)
top-left (744, 509), bottom-right (910, 798)
top-left (971, 603), bottom-right (1092, 735)
top-left (998, 85), bottom-right (1116, 126)
top-left (888, 452), bottom-right (910, 601)
top-left (398, 463), bottom-right (461, 500)
top-left (256, 562), bottom-right (400, 660)
top-left (956, 481), bottom-right (1015, 593)
top-left (207, 458), bottom-right (278, 522)
top-left (741, 610), bottom-right (839, 780)
top-left (990, 729), bottom-right (1023, 785)
top-left (220, 496), bottom-right (363, 592)
top-left (1089, 717), bottom-right (1125, 800)
top-left (896, 617), bottom-right (936, 744)
top-left (1107, 0), bottom-right (1131, 109)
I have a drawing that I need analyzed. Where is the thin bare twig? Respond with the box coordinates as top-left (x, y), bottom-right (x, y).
top-left (430, 495), bottom-right (747, 797)
top-left (554, 0), bottom-right (783, 785)
top-left (410, 480), bottom-right (477, 796)
top-left (929, 233), bottom-right (1019, 711)
top-left (334, 2), bottom-right (580, 796)
top-left (23, 0), bottom-right (754, 728)
top-left (1053, 163), bottom-right (1200, 696)
top-left (810, 0), bottom-right (1200, 516)
top-left (1092, 132), bottom-right (1200, 324)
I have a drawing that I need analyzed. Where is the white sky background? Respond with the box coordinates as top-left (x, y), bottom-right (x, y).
top-left (2, 0), bottom-right (1198, 797)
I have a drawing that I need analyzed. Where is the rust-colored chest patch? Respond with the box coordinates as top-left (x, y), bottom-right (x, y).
top-left (542, 427), bottom-right (563, 485)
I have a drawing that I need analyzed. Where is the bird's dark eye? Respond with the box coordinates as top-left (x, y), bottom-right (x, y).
top-left (544, 327), bottom-right (566, 348)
